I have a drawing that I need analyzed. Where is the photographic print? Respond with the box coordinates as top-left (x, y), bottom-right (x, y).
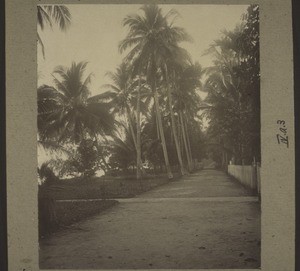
top-left (37, 4), bottom-right (261, 269)
top-left (4, 0), bottom-right (297, 269)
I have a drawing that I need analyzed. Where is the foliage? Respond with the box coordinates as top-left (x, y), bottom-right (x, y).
top-left (108, 124), bottom-right (136, 171)
top-left (37, 4), bottom-right (260, 179)
top-left (71, 139), bottom-right (99, 177)
top-left (119, 4), bottom-right (194, 177)
top-left (141, 108), bottom-right (164, 167)
top-left (38, 162), bottom-right (59, 185)
top-left (51, 140), bottom-right (104, 178)
top-left (90, 62), bottom-right (134, 116)
top-left (37, 5), bottom-right (71, 58)
top-left (38, 62), bottom-right (115, 144)
top-left (119, 4), bottom-right (191, 80)
top-left (203, 5), bottom-right (260, 164)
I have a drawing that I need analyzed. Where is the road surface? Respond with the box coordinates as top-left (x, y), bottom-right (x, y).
top-left (39, 169), bottom-right (261, 269)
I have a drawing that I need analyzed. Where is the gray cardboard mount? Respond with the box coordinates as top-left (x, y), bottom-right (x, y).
top-left (5, 0), bottom-right (295, 270)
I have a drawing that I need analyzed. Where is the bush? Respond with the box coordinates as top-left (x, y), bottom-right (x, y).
top-left (38, 162), bottom-right (59, 185)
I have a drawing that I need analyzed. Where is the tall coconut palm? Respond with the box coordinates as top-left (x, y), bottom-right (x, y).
top-left (89, 63), bottom-right (138, 148)
top-left (89, 63), bottom-right (150, 179)
top-left (37, 5), bottom-right (71, 58)
top-left (135, 78), bottom-right (143, 179)
top-left (38, 61), bottom-right (114, 144)
top-left (163, 46), bottom-right (192, 174)
top-left (119, 4), bottom-right (191, 179)
top-left (174, 62), bottom-right (203, 170)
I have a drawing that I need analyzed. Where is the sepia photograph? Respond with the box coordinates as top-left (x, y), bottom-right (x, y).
top-left (36, 3), bottom-right (261, 269)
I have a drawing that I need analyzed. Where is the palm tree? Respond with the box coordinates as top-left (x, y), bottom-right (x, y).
top-left (38, 61), bottom-right (114, 144)
top-left (107, 122), bottom-right (136, 173)
top-left (163, 46), bottom-right (192, 175)
top-left (90, 63), bottom-right (138, 148)
top-left (119, 4), bottom-right (191, 179)
top-left (202, 27), bottom-right (251, 164)
top-left (89, 63), bottom-right (151, 179)
top-left (174, 62), bottom-right (203, 171)
top-left (37, 5), bottom-right (71, 58)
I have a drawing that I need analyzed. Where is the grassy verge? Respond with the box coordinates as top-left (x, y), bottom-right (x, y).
top-left (39, 199), bottom-right (118, 238)
top-left (39, 173), bottom-right (182, 238)
top-left (40, 173), bottom-right (181, 200)
top-left (56, 200), bottom-right (119, 225)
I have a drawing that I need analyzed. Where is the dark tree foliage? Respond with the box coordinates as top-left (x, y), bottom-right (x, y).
top-left (141, 110), bottom-right (165, 168)
top-left (56, 139), bottom-right (99, 178)
top-left (107, 125), bottom-right (136, 173)
top-left (38, 162), bottom-right (59, 185)
top-left (38, 62), bottom-right (115, 144)
top-left (204, 5), bottom-right (260, 165)
top-left (37, 4), bottom-right (259, 179)
top-left (74, 139), bottom-right (99, 177)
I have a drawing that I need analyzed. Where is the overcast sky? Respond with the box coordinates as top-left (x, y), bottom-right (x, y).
top-left (38, 4), bottom-right (249, 97)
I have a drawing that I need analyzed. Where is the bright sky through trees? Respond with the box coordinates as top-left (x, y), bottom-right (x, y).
top-left (38, 4), bottom-right (248, 99)
top-left (36, 2), bottom-right (261, 189)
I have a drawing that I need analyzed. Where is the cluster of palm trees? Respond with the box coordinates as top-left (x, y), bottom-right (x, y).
top-left (37, 4), bottom-right (260, 181)
top-left (38, 4), bottom-right (204, 180)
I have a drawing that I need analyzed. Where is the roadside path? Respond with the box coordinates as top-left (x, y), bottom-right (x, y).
top-left (39, 169), bottom-right (260, 269)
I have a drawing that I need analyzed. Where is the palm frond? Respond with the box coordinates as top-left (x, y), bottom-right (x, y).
top-left (87, 91), bottom-right (116, 103)
top-left (38, 140), bottom-right (71, 156)
top-left (43, 5), bottom-right (71, 31)
top-left (37, 32), bottom-right (45, 59)
top-left (37, 6), bottom-right (53, 30)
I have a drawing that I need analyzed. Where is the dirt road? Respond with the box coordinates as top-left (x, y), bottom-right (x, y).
top-left (39, 170), bottom-right (261, 269)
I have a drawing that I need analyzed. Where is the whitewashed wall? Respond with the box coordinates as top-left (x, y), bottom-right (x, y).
top-left (228, 165), bottom-right (261, 195)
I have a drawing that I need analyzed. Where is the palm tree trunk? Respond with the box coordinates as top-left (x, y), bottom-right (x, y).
top-left (179, 118), bottom-right (183, 157)
top-left (126, 105), bottom-right (137, 150)
top-left (183, 114), bottom-right (193, 166)
top-left (153, 88), bottom-right (173, 179)
top-left (126, 104), bottom-right (146, 176)
top-left (222, 149), bottom-right (225, 168)
top-left (94, 137), bottom-right (110, 171)
top-left (136, 78), bottom-right (142, 180)
top-left (165, 68), bottom-right (185, 175)
top-left (170, 124), bottom-right (173, 145)
top-left (155, 108), bottom-right (160, 140)
top-left (179, 111), bottom-right (192, 172)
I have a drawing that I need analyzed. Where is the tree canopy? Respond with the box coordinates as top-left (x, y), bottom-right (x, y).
top-left (38, 4), bottom-right (260, 180)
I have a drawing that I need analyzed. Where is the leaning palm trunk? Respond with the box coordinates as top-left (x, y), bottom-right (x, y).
top-left (165, 71), bottom-right (185, 175)
top-left (153, 88), bottom-right (173, 179)
top-left (184, 114), bottom-right (193, 168)
top-left (126, 104), bottom-right (146, 176)
top-left (179, 111), bottom-right (192, 172)
top-left (136, 78), bottom-right (142, 180)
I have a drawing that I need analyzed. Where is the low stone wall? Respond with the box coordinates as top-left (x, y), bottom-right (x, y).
top-left (228, 165), bottom-right (261, 194)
